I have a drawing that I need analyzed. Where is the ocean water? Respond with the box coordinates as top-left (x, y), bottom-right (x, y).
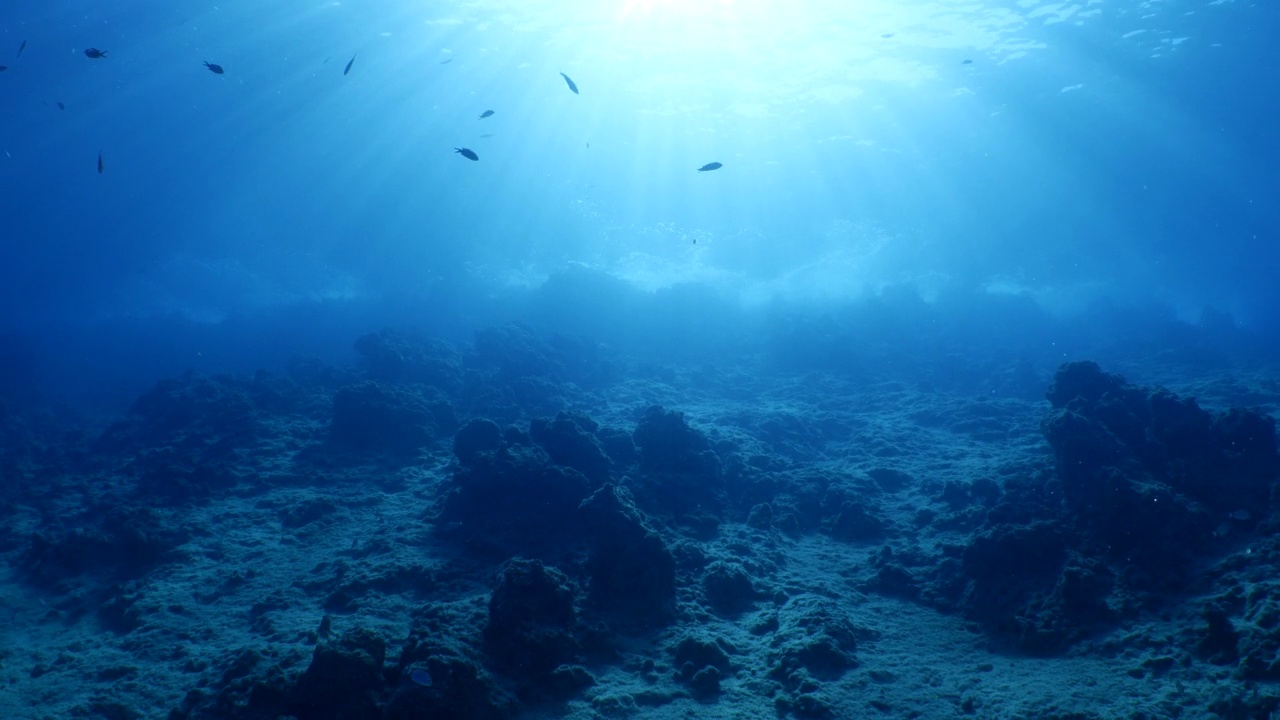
top-left (1, 1), bottom-right (1278, 718)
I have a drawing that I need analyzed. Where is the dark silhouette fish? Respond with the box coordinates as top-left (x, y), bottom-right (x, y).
top-left (697, 162), bottom-right (722, 172)
top-left (204, 61), bottom-right (224, 74)
top-left (559, 72), bottom-right (578, 94)
top-left (85, 48), bottom-right (107, 59)
top-left (455, 147), bottom-right (479, 161)
top-left (962, 59), bottom-right (973, 64)
top-left (57, 102), bottom-right (65, 110)
top-left (0, 66), bottom-right (7, 72)
top-left (344, 54), bottom-right (355, 76)
top-left (479, 110), bottom-right (494, 119)
top-left (440, 58), bottom-right (452, 64)
top-left (17, 40), bottom-right (26, 58)
top-left (97, 152), bottom-right (104, 174)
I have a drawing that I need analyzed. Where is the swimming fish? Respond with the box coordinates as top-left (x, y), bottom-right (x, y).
top-left (440, 58), bottom-right (452, 65)
top-left (697, 162), bottom-right (722, 172)
top-left (559, 72), bottom-right (578, 94)
top-left (57, 101), bottom-right (65, 110)
top-left (97, 152), bottom-right (104, 174)
top-left (17, 40), bottom-right (26, 57)
top-left (408, 668), bottom-right (433, 687)
top-left (962, 59), bottom-right (973, 64)
top-left (455, 147), bottom-right (479, 161)
top-left (203, 61), bottom-right (224, 74)
top-left (344, 54), bottom-right (355, 76)
top-left (84, 48), bottom-right (107, 59)
top-left (479, 110), bottom-right (494, 119)
top-left (0, 66), bottom-right (7, 72)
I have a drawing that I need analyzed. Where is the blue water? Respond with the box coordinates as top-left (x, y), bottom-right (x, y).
top-left (2, 0), bottom-right (1276, 406)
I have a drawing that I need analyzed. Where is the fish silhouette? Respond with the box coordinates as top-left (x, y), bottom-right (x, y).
top-left (559, 72), bottom-right (578, 94)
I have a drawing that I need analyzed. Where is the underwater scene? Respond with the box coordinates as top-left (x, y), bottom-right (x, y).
top-left (2, 0), bottom-right (1279, 718)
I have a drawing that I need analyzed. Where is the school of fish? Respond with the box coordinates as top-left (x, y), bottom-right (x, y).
top-left (0, 39), bottom-right (738, 175)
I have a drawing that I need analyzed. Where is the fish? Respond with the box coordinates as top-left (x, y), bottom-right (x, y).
top-left (84, 48), bottom-right (107, 59)
top-left (97, 152), bottom-right (104, 174)
top-left (479, 134), bottom-right (494, 138)
top-left (203, 61), bottom-right (224, 74)
top-left (57, 102), bottom-right (65, 110)
top-left (440, 58), bottom-right (452, 64)
top-left (559, 72), bottom-right (578, 94)
top-left (408, 669), bottom-right (433, 687)
top-left (454, 147), bottom-right (479, 161)
top-left (0, 66), bottom-right (7, 72)
top-left (697, 162), bottom-right (722, 172)
top-left (880, 33), bottom-right (895, 39)
top-left (962, 59), bottom-right (973, 64)
top-left (479, 110), bottom-right (494, 119)
top-left (17, 40), bottom-right (27, 57)
top-left (344, 54), bottom-right (355, 76)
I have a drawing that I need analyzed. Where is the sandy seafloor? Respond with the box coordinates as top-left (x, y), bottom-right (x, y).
top-left (2, 325), bottom-right (1279, 720)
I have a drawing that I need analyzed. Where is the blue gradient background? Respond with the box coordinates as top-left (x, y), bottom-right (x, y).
top-left (1, 0), bottom-right (1276, 405)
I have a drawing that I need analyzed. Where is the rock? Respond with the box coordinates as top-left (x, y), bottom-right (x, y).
top-left (330, 382), bottom-right (456, 459)
top-left (578, 484), bottom-right (676, 623)
top-left (484, 558), bottom-right (579, 679)
top-left (290, 627), bottom-right (387, 720)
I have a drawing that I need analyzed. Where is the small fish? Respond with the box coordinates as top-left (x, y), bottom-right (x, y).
top-left (479, 133), bottom-right (494, 138)
top-left (57, 101), bottom-right (65, 110)
top-left (881, 33), bottom-right (895, 39)
top-left (0, 66), bottom-right (7, 72)
top-left (454, 147), bottom-right (479, 161)
top-left (697, 162), bottom-right (722, 172)
top-left (85, 48), bottom-right (107, 59)
top-left (962, 59), bottom-right (973, 64)
top-left (97, 152), bottom-right (104, 174)
top-left (17, 40), bottom-right (27, 57)
top-left (478, 110), bottom-right (494, 119)
top-left (203, 61), bottom-right (224, 74)
top-left (408, 668), bottom-right (433, 687)
top-left (344, 54), bottom-right (355, 76)
top-left (559, 72), bottom-right (578, 94)
top-left (440, 58), bottom-right (452, 64)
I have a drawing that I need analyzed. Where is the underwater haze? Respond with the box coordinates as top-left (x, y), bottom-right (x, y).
top-left (1, 0), bottom-right (1276, 401)
top-left (3, 1), bottom-right (1280, 719)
